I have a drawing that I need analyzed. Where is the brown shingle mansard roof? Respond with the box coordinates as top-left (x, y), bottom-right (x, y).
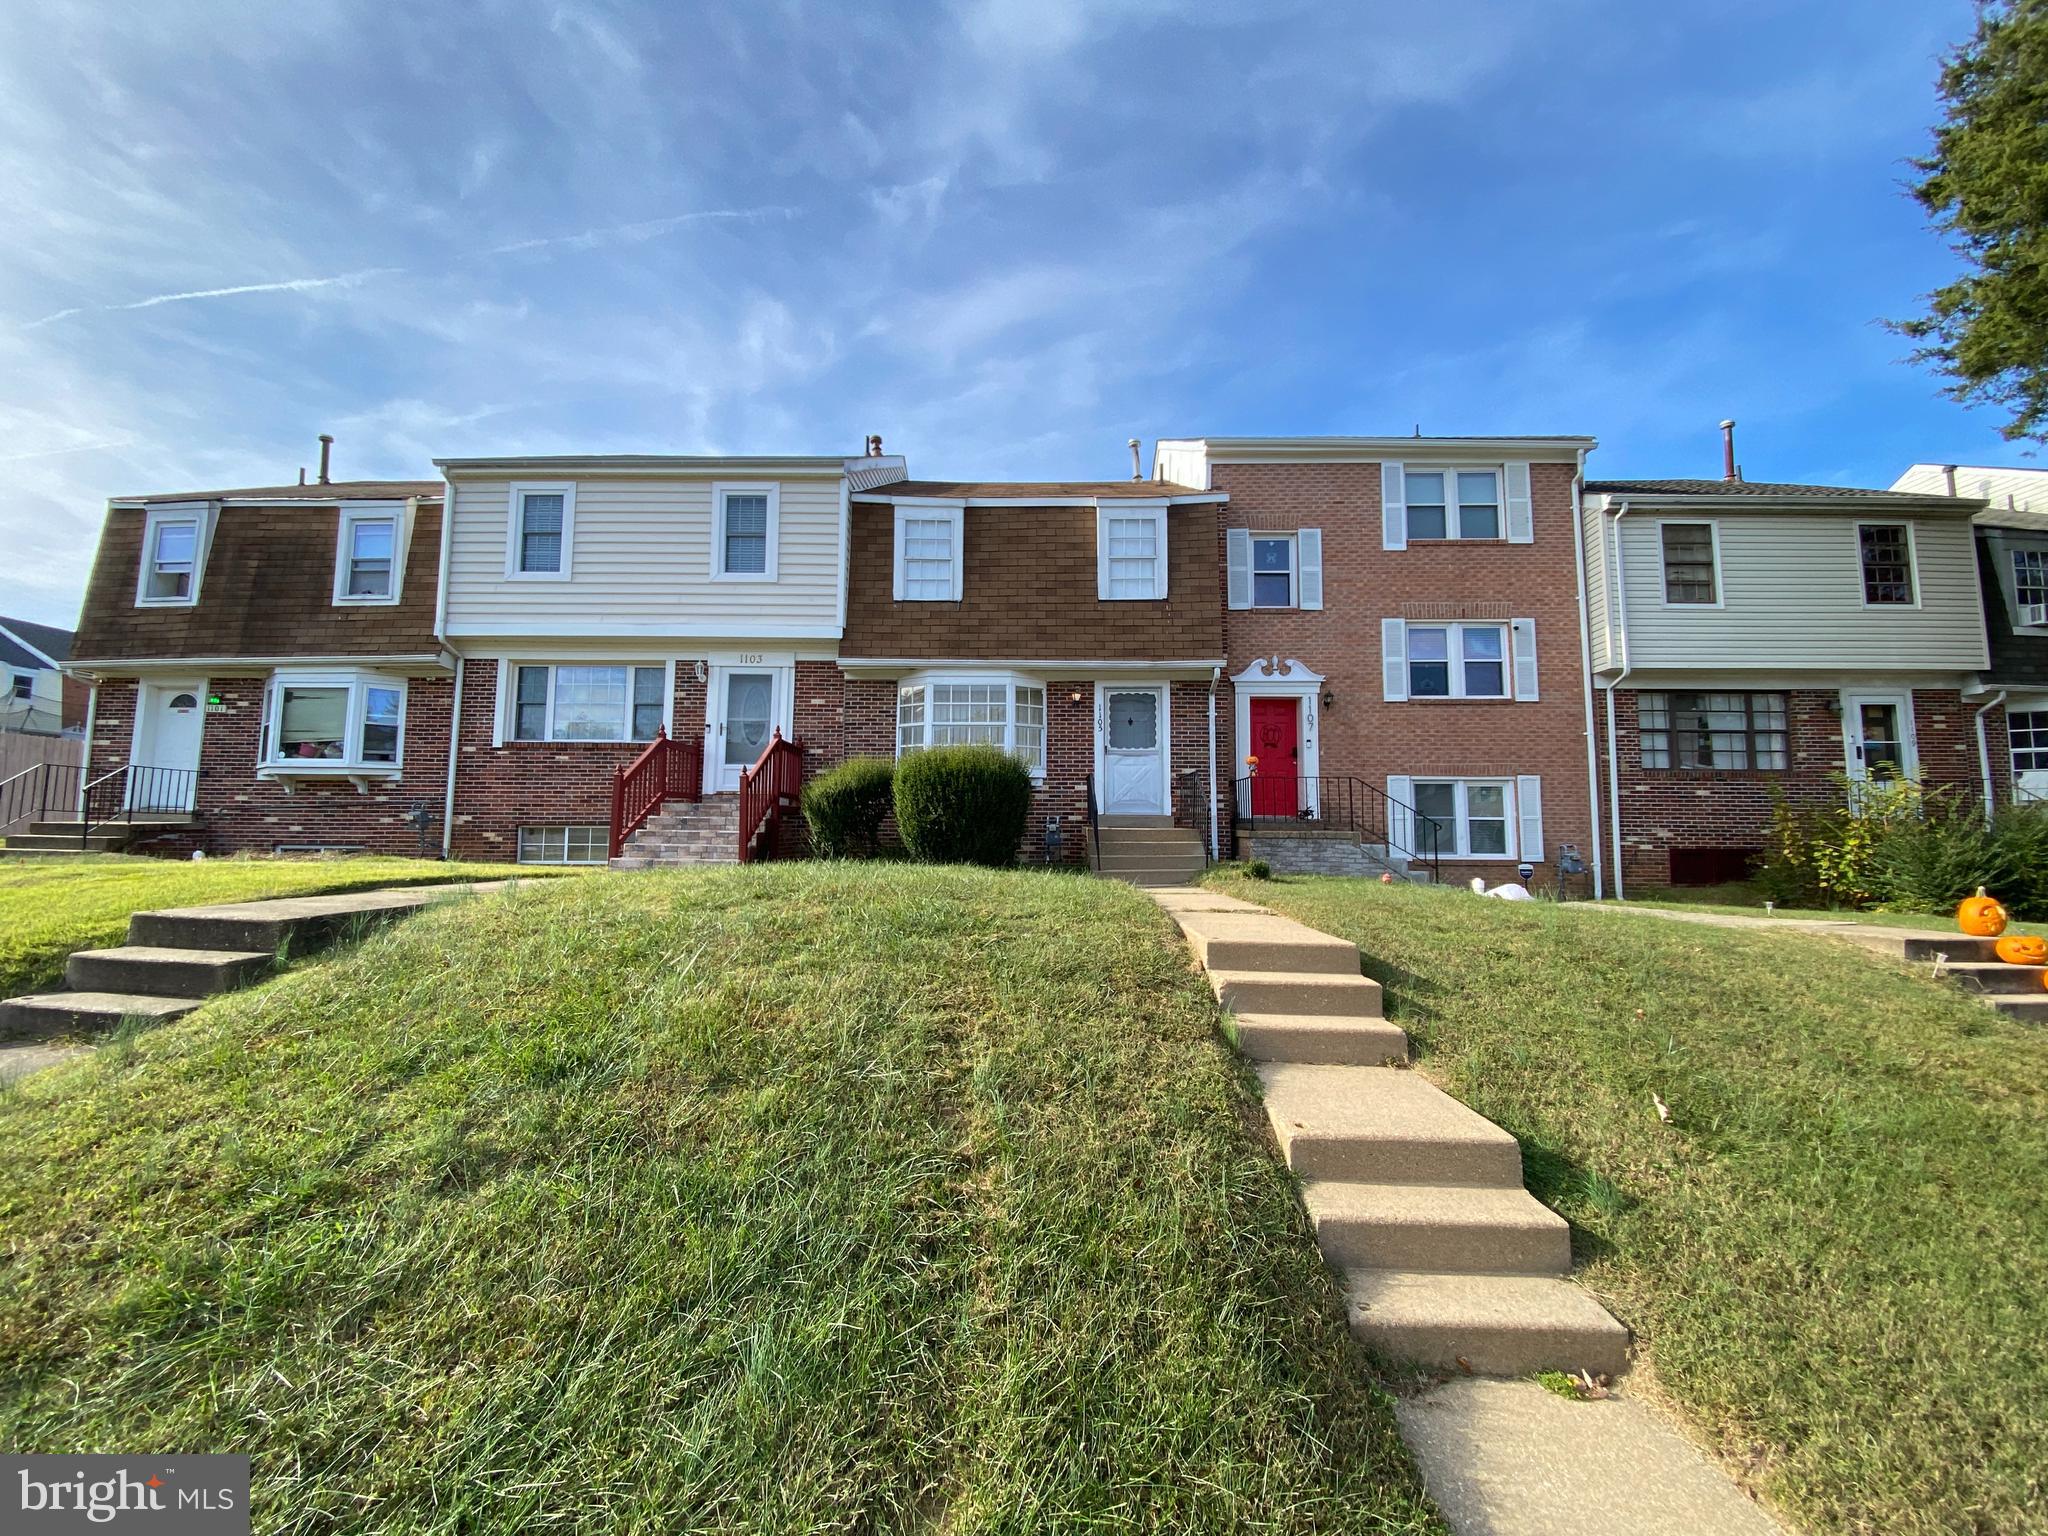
top-left (1585, 478), bottom-right (1977, 504)
top-left (863, 480), bottom-right (1213, 499)
top-left (113, 480), bottom-right (443, 505)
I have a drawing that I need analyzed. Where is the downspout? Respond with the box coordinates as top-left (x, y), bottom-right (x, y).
top-left (1975, 689), bottom-right (2008, 826)
top-left (78, 678), bottom-right (99, 819)
top-left (432, 481), bottom-right (462, 859)
top-left (1569, 449), bottom-right (1606, 900)
top-left (1604, 499), bottom-right (1635, 900)
top-left (441, 655), bottom-right (464, 859)
top-left (1207, 664), bottom-right (1221, 862)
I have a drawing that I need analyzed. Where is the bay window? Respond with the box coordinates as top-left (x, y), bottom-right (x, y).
top-left (262, 670), bottom-right (407, 773)
top-left (895, 673), bottom-right (1047, 774)
top-left (511, 664), bottom-right (666, 742)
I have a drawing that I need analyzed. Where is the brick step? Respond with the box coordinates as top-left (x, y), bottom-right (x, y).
top-left (65, 946), bottom-right (273, 999)
top-left (0, 991), bottom-right (199, 1040)
top-left (1231, 1012), bottom-right (1408, 1065)
top-left (1258, 1063), bottom-right (1524, 1186)
top-left (1346, 1268), bottom-right (1628, 1377)
top-left (1173, 911), bottom-right (1362, 975)
top-left (1208, 967), bottom-right (1383, 1018)
top-left (1304, 1180), bottom-right (1572, 1275)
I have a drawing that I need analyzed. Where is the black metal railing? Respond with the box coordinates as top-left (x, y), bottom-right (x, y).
top-left (1084, 770), bottom-right (1101, 870)
top-left (80, 764), bottom-right (200, 848)
top-left (1230, 774), bottom-right (1442, 882)
top-left (0, 760), bottom-right (84, 834)
top-left (1170, 769), bottom-right (1210, 864)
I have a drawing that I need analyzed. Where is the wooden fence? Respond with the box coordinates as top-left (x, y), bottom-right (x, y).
top-left (0, 730), bottom-right (84, 830)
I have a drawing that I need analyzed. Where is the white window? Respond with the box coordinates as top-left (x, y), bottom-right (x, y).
top-left (261, 670), bottom-right (406, 772)
top-left (2011, 711), bottom-right (2048, 777)
top-left (1858, 522), bottom-right (1916, 606)
top-left (2013, 549), bottom-right (2048, 622)
top-left (507, 483), bottom-right (575, 579)
top-left (333, 504), bottom-right (404, 604)
top-left (1226, 527), bottom-right (1323, 610)
top-left (1405, 623), bottom-right (1509, 699)
top-left (893, 503), bottom-right (963, 601)
top-left (894, 673), bottom-right (1046, 775)
top-left (1252, 535), bottom-right (1296, 607)
top-left (1413, 780), bottom-right (1513, 857)
top-left (136, 504), bottom-right (210, 606)
top-left (511, 664), bottom-right (666, 742)
top-left (1097, 502), bottom-right (1168, 600)
top-left (517, 825), bottom-right (609, 865)
top-left (1404, 469), bottom-right (1502, 541)
top-left (713, 483), bottom-right (780, 580)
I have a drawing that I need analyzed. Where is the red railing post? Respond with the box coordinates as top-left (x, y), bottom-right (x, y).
top-left (737, 729), bottom-right (802, 864)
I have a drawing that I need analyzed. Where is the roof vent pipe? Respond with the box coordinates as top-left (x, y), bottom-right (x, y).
top-left (1720, 419), bottom-right (1737, 482)
top-left (317, 434), bottom-right (334, 484)
top-left (865, 433), bottom-right (883, 458)
top-left (1943, 464), bottom-right (1959, 496)
top-left (298, 467), bottom-right (307, 485)
top-left (1128, 438), bottom-right (1142, 481)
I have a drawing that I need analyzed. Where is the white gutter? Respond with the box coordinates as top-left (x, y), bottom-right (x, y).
top-left (1207, 664), bottom-right (1221, 861)
top-left (1570, 451), bottom-right (1606, 900)
top-left (834, 474), bottom-right (850, 634)
top-left (1975, 689), bottom-right (2008, 826)
top-left (1604, 499), bottom-right (1635, 900)
top-left (441, 656), bottom-right (464, 858)
top-left (78, 681), bottom-right (98, 817)
top-left (432, 481), bottom-right (454, 642)
top-left (433, 479), bottom-right (465, 860)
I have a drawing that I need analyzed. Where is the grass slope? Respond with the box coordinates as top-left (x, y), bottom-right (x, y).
top-left (0, 855), bottom-right (582, 998)
top-left (1209, 873), bottom-right (2048, 1536)
top-left (0, 866), bottom-right (1442, 1535)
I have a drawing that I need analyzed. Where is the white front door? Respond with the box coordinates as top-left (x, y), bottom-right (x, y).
top-left (1099, 685), bottom-right (1167, 815)
top-left (710, 667), bottom-right (784, 793)
top-left (1843, 692), bottom-right (1918, 789)
top-left (132, 680), bottom-right (204, 811)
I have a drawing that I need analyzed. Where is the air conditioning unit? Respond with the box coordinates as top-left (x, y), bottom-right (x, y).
top-left (2023, 603), bottom-right (2048, 628)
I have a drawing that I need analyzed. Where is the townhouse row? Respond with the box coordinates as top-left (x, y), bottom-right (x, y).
top-left (58, 432), bottom-right (2048, 895)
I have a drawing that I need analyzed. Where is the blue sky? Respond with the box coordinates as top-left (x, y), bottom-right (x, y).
top-left (0, 0), bottom-right (2026, 627)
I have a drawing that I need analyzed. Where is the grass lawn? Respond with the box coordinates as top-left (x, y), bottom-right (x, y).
top-left (1624, 881), bottom-right (2048, 936)
top-left (1207, 872), bottom-right (2048, 1536)
top-left (0, 855), bottom-right (584, 999)
top-left (0, 866), bottom-right (1442, 1535)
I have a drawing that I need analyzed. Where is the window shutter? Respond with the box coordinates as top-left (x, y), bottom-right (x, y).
top-left (1381, 618), bottom-right (1408, 701)
top-left (1381, 462), bottom-right (1407, 550)
top-left (491, 660), bottom-right (509, 748)
top-left (891, 511), bottom-right (906, 601)
top-left (1516, 775), bottom-right (1544, 863)
top-left (1298, 528), bottom-right (1323, 610)
top-left (1094, 507), bottom-right (1110, 601)
top-left (1505, 462), bottom-right (1534, 543)
top-left (1512, 617), bottom-right (1539, 700)
top-left (1387, 775), bottom-right (1414, 856)
top-left (1226, 528), bottom-right (1251, 609)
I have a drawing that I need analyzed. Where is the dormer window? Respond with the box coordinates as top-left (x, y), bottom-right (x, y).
top-left (333, 504), bottom-right (405, 605)
top-left (507, 483), bottom-right (575, 579)
top-left (1098, 502), bottom-right (1168, 600)
top-left (2014, 548), bottom-right (2048, 624)
top-left (892, 503), bottom-right (963, 601)
top-left (136, 504), bottom-right (210, 606)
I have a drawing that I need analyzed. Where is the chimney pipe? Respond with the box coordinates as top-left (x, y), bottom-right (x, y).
top-left (1128, 438), bottom-right (1142, 481)
top-left (1942, 464), bottom-right (1959, 496)
top-left (1719, 420), bottom-right (1737, 482)
top-left (317, 433), bottom-right (334, 484)
top-left (865, 433), bottom-right (883, 458)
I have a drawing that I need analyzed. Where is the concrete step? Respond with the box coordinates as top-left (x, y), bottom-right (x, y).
top-left (28, 817), bottom-right (196, 838)
top-left (1304, 1180), bottom-right (1572, 1275)
top-left (65, 946), bottom-right (273, 999)
top-left (1209, 968), bottom-right (1383, 1018)
top-left (0, 847), bottom-right (102, 860)
top-left (1173, 911), bottom-right (1363, 975)
top-left (1990, 993), bottom-right (2048, 1021)
top-left (1900, 934), bottom-right (2001, 962)
top-left (0, 991), bottom-right (199, 1040)
top-left (3, 831), bottom-right (133, 852)
top-left (126, 884), bottom-right (498, 954)
top-left (1942, 961), bottom-right (2047, 995)
top-left (1346, 1269), bottom-right (1629, 1377)
top-left (1098, 813), bottom-right (1173, 828)
top-left (1103, 869), bottom-right (1208, 888)
top-left (1096, 829), bottom-right (1203, 849)
top-left (1258, 1063), bottom-right (1524, 1186)
top-left (1096, 846), bottom-right (1205, 866)
top-left (1232, 1012), bottom-right (1408, 1065)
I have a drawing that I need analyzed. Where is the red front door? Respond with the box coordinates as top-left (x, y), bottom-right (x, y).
top-left (1248, 698), bottom-right (1299, 817)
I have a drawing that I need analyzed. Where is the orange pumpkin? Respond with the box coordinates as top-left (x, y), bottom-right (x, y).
top-left (1995, 933), bottom-right (2048, 966)
top-left (1957, 887), bottom-right (2009, 938)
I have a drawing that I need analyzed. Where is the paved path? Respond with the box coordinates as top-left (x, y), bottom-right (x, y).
top-left (1584, 902), bottom-right (1952, 955)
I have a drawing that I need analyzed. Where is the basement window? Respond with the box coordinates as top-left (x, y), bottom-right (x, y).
top-left (518, 825), bottom-right (608, 864)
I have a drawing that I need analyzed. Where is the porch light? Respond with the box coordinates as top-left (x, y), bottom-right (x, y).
top-left (1321, 688), bottom-right (1336, 710)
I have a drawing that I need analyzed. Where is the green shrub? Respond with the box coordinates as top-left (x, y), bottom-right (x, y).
top-left (1867, 785), bottom-right (2012, 912)
top-left (893, 745), bottom-right (1034, 866)
top-left (801, 757), bottom-right (896, 858)
top-left (1990, 802), bottom-right (2048, 917)
top-left (1756, 777), bottom-right (1930, 909)
top-left (1246, 860), bottom-right (1272, 880)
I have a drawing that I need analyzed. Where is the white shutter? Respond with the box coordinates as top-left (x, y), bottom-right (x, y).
top-left (1516, 775), bottom-right (1544, 863)
top-left (1387, 775), bottom-right (1414, 856)
top-left (1512, 617), bottom-right (1539, 700)
top-left (1298, 528), bottom-right (1323, 610)
top-left (1505, 462), bottom-right (1534, 543)
top-left (1381, 618), bottom-right (1408, 701)
top-left (1094, 506), bottom-right (1110, 601)
top-left (491, 659), bottom-right (510, 748)
top-left (891, 511), bottom-right (907, 601)
top-left (1381, 461), bottom-right (1407, 550)
top-left (1226, 528), bottom-right (1251, 609)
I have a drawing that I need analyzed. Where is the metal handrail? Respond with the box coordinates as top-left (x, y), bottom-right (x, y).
top-left (80, 764), bottom-right (200, 848)
top-left (1171, 768), bottom-right (1209, 864)
top-left (1084, 770), bottom-right (1101, 871)
top-left (737, 730), bottom-right (803, 863)
top-left (1230, 774), bottom-right (1442, 882)
top-left (1, 760), bottom-right (83, 835)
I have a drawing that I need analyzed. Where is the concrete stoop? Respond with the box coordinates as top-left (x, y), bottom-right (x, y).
top-left (1092, 823), bottom-right (1207, 887)
top-left (1153, 886), bottom-right (1629, 1379)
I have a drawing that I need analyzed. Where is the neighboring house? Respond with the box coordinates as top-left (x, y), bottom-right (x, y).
top-left (838, 478), bottom-right (1228, 862)
top-left (1156, 436), bottom-right (1600, 889)
top-left (434, 447), bottom-right (906, 862)
top-left (1893, 463), bottom-right (2048, 806)
top-left (0, 615), bottom-right (84, 736)
top-left (67, 478), bottom-right (452, 853)
top-left (1583, 474), bottom-right (1990, 892)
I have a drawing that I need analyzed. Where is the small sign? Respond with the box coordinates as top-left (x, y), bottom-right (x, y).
top-left (4, 1455), bottom-right (250, 1533)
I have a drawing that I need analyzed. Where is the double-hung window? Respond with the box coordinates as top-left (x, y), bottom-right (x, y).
top-left (2013, 548), bottom-right (2048, 624)
top-left (136, 505), bottom-right (208, 606)
top-left (713, 483), bottom-right (779, 580)
top-left (334, 504), bottom-right (403, 604)
top-left (1406, 623), bottom-right (1508, 699)
top-left (1252, 535), bottom-right (1296, 607)
top-left (9, 673), bottom-right (29, 701)
top-left (512, 664), bottom-right (666, 742)
top-left (1405, 469), bottom-right (1501, 541)
top-left (1098, 503), bottom-right (1168, 600)
top-left (1660, 522), bottom-right (1718, 604)
top-left (2011, 711), bottom-right (2048, 790)
top-left (508, 484), bottom-right (575, 578)
top-left (895, 674), bottom-right (1047, 774)
top-left (1413, 780), bottom-right (1512, 857)
top-left (1858, 523), bottom-right (1915, 605)
top-left (262, 670), bottom-right (405, 772)
top-left (893, 503), bottom-right (963, 600)
top-left (1638, 691), bottom-right (1788, 770)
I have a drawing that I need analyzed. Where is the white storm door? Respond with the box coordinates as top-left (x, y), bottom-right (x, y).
top-left (1099, 686), bottom-right (1167, 814)
top-left (131, 680), bottom-right (205, 811)
top-left (1843, 692), bottom-right (1918, 789)
top-left (711, 667), bottom-right (784, 792)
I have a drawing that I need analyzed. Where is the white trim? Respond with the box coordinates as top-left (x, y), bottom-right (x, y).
top-left (712, 481), bottom-right (781, 582)
top-left (134, 502), bottom-right (214, 607)
top-left (1381, 617), bottom-right (1408, 702)
top-left (1097, 500), bottom-right (1169, 601)
top-left (1511, 617), bottom-right (1540, 701)
top-left (834, 475), bottom-right (851, 633)
top-left (433, 480), bottom-right (455, 640)
top-left (1400, 464), bottom-right (1508, 542)
top-left (1841, 689), bottom-right (1921, 785)
top-left (504, 661), bottom-right (671, 746)
top-left (1297, 528), bottom-right (1324, 610)
top-left (893, 669), bottom-right (1048, 780)
top-left (1855, 520), bottom-right (1920, 609)
top-left (1226, 527), bottom-right (1252, 609)
top-left (1516, 774), bottom-right (1544, 863)
top-left (1381, 461), bottom-right (1406, 551)
top-left (1406, 776), bottom-right (1521, 861)
top-left (1654, 517), bottom-right (1724, 609)
top-left (706, 659), bottom-right (796, 792)
top-left (505, 482), bottom-right (576, 580)
top-left (1232, 657), bottom-right (1323, 811)
top-left (1094, 680), bottom-right (1173, 815)
top-left (331, 501), bottom-right (408, 606)
top-left (892, 501), bottom-right (964, 601)
top-left (1504, 461), bottom-right (1534, 543)
top-left (1393, 618), bottom-right (1514, 700)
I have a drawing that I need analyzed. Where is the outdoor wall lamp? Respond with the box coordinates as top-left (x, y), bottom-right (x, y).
top-left (1321, 689), bottom-right (1336, 710)
top-left (694, 660), bottom-right (708, 683)
top-left (1069, 689), bottom-right (1084, 703)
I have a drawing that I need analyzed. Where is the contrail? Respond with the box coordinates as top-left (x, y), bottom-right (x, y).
top-left (481, 206), bottom-right (795, 256)
top-left (25, 267), bottom-right (399, 329)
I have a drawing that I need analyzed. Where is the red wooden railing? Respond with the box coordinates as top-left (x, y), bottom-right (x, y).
top-left (608, 729), bottom-right (705, 858)
top-left (737, 729), bottom-right (803, 863)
